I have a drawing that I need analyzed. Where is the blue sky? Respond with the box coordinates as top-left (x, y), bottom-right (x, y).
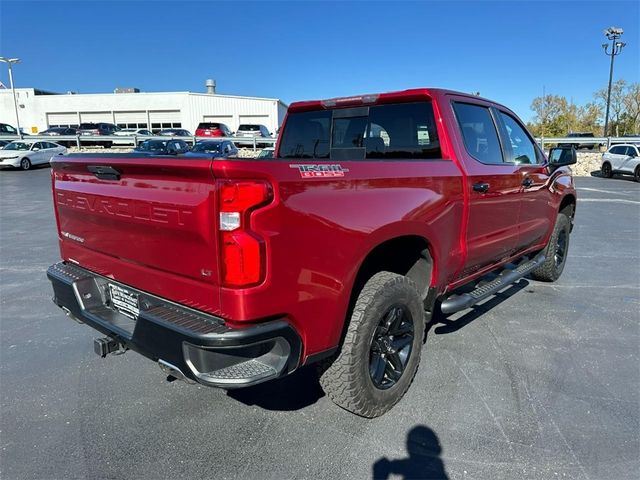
top-left (1, 0), bottom-right (638, 122)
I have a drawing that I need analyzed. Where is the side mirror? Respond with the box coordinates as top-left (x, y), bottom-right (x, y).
top-left (548, 146), bottom-right (577, 169)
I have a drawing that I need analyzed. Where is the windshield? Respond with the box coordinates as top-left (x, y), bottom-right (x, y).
top-left (192, 142), bottom-right (222, 153)
top-left (4, 142), bottom-right (30, 151)
top-left (78, 123), bottom-right (98, 130)
top-left (136, 140), bottom-right (168, 152)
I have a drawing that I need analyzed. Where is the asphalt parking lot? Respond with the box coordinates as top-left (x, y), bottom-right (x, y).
top-left (1, 166), bottom-right (638, 480)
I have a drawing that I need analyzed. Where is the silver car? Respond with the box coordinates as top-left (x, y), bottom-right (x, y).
top-left (601, 144), bottom-right (640, 182)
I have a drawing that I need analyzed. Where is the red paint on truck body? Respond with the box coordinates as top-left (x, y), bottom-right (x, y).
top-left (51, 88), bottom-right (576, 362)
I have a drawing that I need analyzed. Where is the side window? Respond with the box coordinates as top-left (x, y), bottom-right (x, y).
top-left (609, 146), bottom-right (623, 155)
top-left (498, 112), bottom-right (539, 165)
top-left (453, 102), bottom-right (503, 164)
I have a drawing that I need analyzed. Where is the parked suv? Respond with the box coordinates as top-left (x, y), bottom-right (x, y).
top-left (601, 144), bottom-right (640, 182)
top-left (559, 132), bottom-right (602, 150)
top-left (235, 124), bottom-right (272, 147)
top-left (40, 127), bottom-right (78, 147)
top-left (76, 122), bottom-right (119, 148)
top-left (47, 88), bottom-right (577, 417)
top-left (195, 122), bottom-right (232, 138)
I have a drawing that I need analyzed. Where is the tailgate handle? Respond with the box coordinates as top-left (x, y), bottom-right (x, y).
top-left (87, 165), bottom-right (121, 181)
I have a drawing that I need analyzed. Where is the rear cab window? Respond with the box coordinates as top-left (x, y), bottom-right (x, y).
top-left (278, 101), bottom-right (441, 160)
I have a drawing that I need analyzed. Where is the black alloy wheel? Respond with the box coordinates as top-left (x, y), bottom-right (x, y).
top-left (554, 229), bottom-right (567, 269)
top-left (369, 304), bottom-right (414, 390)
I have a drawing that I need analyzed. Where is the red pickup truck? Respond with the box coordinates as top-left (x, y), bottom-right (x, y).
top-left (47, 88), bottom-right (577, 417)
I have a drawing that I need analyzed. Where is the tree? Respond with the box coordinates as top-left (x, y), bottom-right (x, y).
top-left (576, 102), bottom-right (603, 133)
top-left (530, 94), bottom-right (571, 137)
top-left (623, 83), bottom-right (640, 134)
top-left (595, 79), bottom-right (627, 135)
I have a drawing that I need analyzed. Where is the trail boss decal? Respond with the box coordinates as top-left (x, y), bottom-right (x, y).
top-left (289, 164), bottom-right (350, 178)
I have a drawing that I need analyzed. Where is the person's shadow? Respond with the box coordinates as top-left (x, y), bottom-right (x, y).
top-left (373, 425), bottom-right (448, 479)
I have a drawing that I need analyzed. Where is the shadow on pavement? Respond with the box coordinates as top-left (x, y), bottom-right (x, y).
top-left (227, 365), bottom-right (325, 411)
top-left (430, 279), bottom-right (530, 335)
top-left (590, 169), bottom-right (638, 182)
top-left (372, 425), bottom-right (448, 479)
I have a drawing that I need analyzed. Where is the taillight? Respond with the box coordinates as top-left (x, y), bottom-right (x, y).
top-left (218, 180), bottom-right (272, 287)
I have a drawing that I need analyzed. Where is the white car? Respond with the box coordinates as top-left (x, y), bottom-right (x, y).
top-left (0, 140), bottom-right (67, 170)
top-left (113, 128), bottom-right (153, 145)
top-left (601, 144), bottom-right (640, 182)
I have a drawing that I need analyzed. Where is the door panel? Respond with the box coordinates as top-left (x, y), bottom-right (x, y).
top-left (32, 143), bottom-right (46, 164)
top-left (465, 168), bottom-right (523, 271)
top-left (619, 147), bottom-right (638, 173)
top-left (450, 100), bottom-right (521, 276)
top-left (495, 110), bottom-right (553, 252)
top-left (516, 165), bottom-right (553, 250)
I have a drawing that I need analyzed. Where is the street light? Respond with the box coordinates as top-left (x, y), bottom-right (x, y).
top-left (0, 56), bottom-right (23, 139)
top-left (601, 27), bottom-right (626, 137)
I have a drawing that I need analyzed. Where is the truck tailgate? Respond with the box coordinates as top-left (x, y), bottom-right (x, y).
top-left (51, 155), bottom-right (222, 315)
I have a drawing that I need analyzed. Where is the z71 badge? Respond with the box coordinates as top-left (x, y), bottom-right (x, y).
top-left (289, 164), bottom-right (350, 178)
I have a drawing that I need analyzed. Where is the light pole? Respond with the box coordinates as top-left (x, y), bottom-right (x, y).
top-left (0, 56), bottom-right (23, 139)
top-left (602, 27), bottom-right (625, 137)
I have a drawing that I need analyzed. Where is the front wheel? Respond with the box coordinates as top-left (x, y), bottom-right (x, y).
top-left (20, 158), bottom-right (32, 170)
top-left (319, 271), bottom-right (425, 418)
top-left (634, 166), bottom-right (640, 183)
top-left (601, 162), bottom-right (612, 178)
top-left (530, 213), bottom-right (571, 282)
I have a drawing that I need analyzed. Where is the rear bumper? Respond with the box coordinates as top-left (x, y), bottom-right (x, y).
top-left (47, 262), bottom-right (302, 388)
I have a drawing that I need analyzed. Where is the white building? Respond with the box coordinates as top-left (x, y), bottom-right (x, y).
top-left (0, 83), bottom-right (288, 135)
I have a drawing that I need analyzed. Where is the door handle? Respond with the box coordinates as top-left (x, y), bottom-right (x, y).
top-left (472, 182), bottom-right (490, 193)
top-left (522, 177), bottom-right (534, 188)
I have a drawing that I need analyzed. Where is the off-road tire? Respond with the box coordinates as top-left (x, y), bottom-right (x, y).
top-left (318, 271), bottom-right (425, 418)
top-left (530, 213), bottom-right (571, 282)
top-left (601, 162), bottom-right (612, 178)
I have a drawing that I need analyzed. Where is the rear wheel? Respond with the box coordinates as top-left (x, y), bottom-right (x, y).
top-left (601, 162), bottom-right (612, 178)
top-left (20, 157), bottom-right (31, 171)
top-left (530, 213), bottom-right (571, 282)
top-left (319, 271), bottom-right (425, 418)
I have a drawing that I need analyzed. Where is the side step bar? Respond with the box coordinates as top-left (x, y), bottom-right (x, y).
top-left (440, 254), bottom-right (546, 314)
